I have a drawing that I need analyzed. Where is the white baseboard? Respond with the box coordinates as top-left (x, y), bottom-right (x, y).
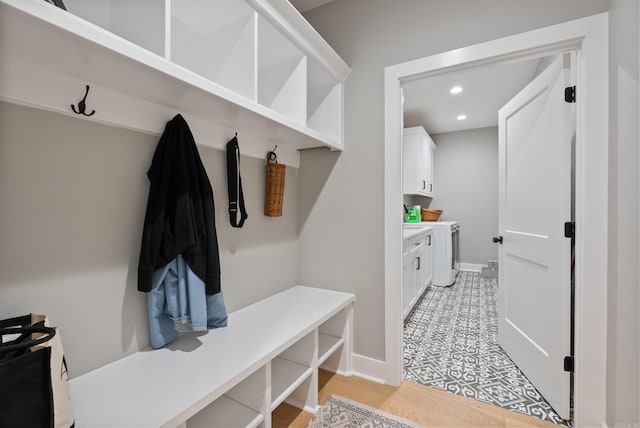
top-left (459, 263), bottom-right (487, 273)
top-left (350, 353), bottom-right (387, 384)
top-left (598, 421), bottom-right (640, 428)
top-left (284, 397), bottom-right (317, 414)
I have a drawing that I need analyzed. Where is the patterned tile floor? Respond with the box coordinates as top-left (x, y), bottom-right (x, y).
top-left (403, 270), bottom-right (570, 425)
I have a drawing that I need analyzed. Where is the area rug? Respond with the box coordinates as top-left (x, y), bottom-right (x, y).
top-left (306, 395), bottom-right (424, 428)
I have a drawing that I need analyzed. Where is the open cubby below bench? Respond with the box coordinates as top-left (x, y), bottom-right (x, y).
top-left (69, 286), bottom-right (354, 428)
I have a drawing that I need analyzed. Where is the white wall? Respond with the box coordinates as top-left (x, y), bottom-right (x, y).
top-left (431, 127), bottom-right (498, 266)
top-left (0, 101), bottom-right (299, 377)
top-left (607, 0), bottom-right (640, 426)
top-left (300, 0), bottom-right (608, 362)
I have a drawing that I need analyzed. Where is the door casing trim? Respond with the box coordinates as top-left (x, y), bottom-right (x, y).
top-left (383, 13), bottom-right (608, 427)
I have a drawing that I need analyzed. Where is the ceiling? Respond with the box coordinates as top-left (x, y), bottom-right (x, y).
top-left (402, 59), bottom-right (543, 135)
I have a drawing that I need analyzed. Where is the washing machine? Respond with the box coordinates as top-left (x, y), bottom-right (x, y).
top-left (404, 221), bottom-right (459, 286)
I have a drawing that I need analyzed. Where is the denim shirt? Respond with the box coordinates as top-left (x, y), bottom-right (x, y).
top-left (147, 255), bottom-right (227, 349)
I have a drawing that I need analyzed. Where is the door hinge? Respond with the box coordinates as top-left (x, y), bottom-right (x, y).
top-left (564, 86), bottom-right (576, 103)
top-left (564, 356), bottom-right (574, 372)
top-left (564, 222), bottom-right (575, 239)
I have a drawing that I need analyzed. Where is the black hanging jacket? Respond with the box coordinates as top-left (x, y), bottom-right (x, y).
top-left (138, 114), bottom-right (221, 295)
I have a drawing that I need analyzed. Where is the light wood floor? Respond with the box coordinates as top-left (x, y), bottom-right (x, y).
top-left (272, 369), bottom-right (558, 428)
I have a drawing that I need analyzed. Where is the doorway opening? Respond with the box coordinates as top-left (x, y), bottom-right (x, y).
top-left (383, 13), bottom-right (608, 428)
top-left (399, 53), bottom-right (573, 425)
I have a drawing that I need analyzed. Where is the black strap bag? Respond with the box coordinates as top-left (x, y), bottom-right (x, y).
top-left (226, 134), bottom-right (248, 228)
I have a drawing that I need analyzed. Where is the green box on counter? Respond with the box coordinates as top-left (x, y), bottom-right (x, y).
top-left (404, 205), bottom-right (421, 223)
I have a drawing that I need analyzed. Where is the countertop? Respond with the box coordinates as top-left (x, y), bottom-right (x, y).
top-left (403, 225), bottom-right (432, 240)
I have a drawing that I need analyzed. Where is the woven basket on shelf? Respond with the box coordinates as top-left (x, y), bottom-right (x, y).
top-left (421, 209), bottom-right (443, 221)
top-left (264, 151), bottom-right (285, 217)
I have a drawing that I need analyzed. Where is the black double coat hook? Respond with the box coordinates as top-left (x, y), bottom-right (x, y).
top-left (71, 85), bottom-right (96, 117)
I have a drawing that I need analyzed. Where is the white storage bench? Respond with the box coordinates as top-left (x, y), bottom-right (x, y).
top-left (69, 286), bottom-right (354, 428)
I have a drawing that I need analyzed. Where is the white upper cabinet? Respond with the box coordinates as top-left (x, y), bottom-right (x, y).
top-left (403, 126), bottom-right (436, 197)
top-left (0, 0), bottom-right (350, 167)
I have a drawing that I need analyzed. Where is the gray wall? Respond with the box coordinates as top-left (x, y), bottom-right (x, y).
top-left (607, 0), bottom-right (640, 425)
top-left (300, 0), bottom-right (608, 362)
top-left (431, 127), bottom-right (499, 266)
top-left (0, 101), bottom-right (299, 377)
top-left (3, 2), bottom-right (636, 423)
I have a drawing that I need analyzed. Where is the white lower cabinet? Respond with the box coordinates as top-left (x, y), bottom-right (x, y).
top-left (402, 251), bottom-right (413, 318)
top-left (419, 233), bottom-right (433, 297)
top-left (403, 229), bottom-right (433, 318)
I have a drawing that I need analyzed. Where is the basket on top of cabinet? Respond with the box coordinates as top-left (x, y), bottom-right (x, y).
top-left (421, 209), bottom-right (443, 221)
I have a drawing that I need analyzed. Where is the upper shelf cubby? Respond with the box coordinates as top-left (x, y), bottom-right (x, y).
top-left (258, 15), bottom-right (307, 124)
top-left (64, 0), bottom-right (166, 57)
top-left (0, 0), bottom-right (351, 167)
top-left (308, 57), bottom-right (341, 142)
top-left (171, 0), bottom-right (257, 101)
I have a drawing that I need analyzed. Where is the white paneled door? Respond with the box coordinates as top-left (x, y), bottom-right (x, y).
top-left (497, 55), bottom-right (574, 420)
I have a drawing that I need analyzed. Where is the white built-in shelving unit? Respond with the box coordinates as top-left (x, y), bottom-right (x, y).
top-left (70, 286), bottom-right (354, 428)
top-left (0, 0), bottom-right (351, 167)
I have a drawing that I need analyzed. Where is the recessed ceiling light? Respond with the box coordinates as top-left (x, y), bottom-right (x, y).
top-left (457, 114), bottom-right (467, 120)
top-left (450, 86), bottom-right (463, 94)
